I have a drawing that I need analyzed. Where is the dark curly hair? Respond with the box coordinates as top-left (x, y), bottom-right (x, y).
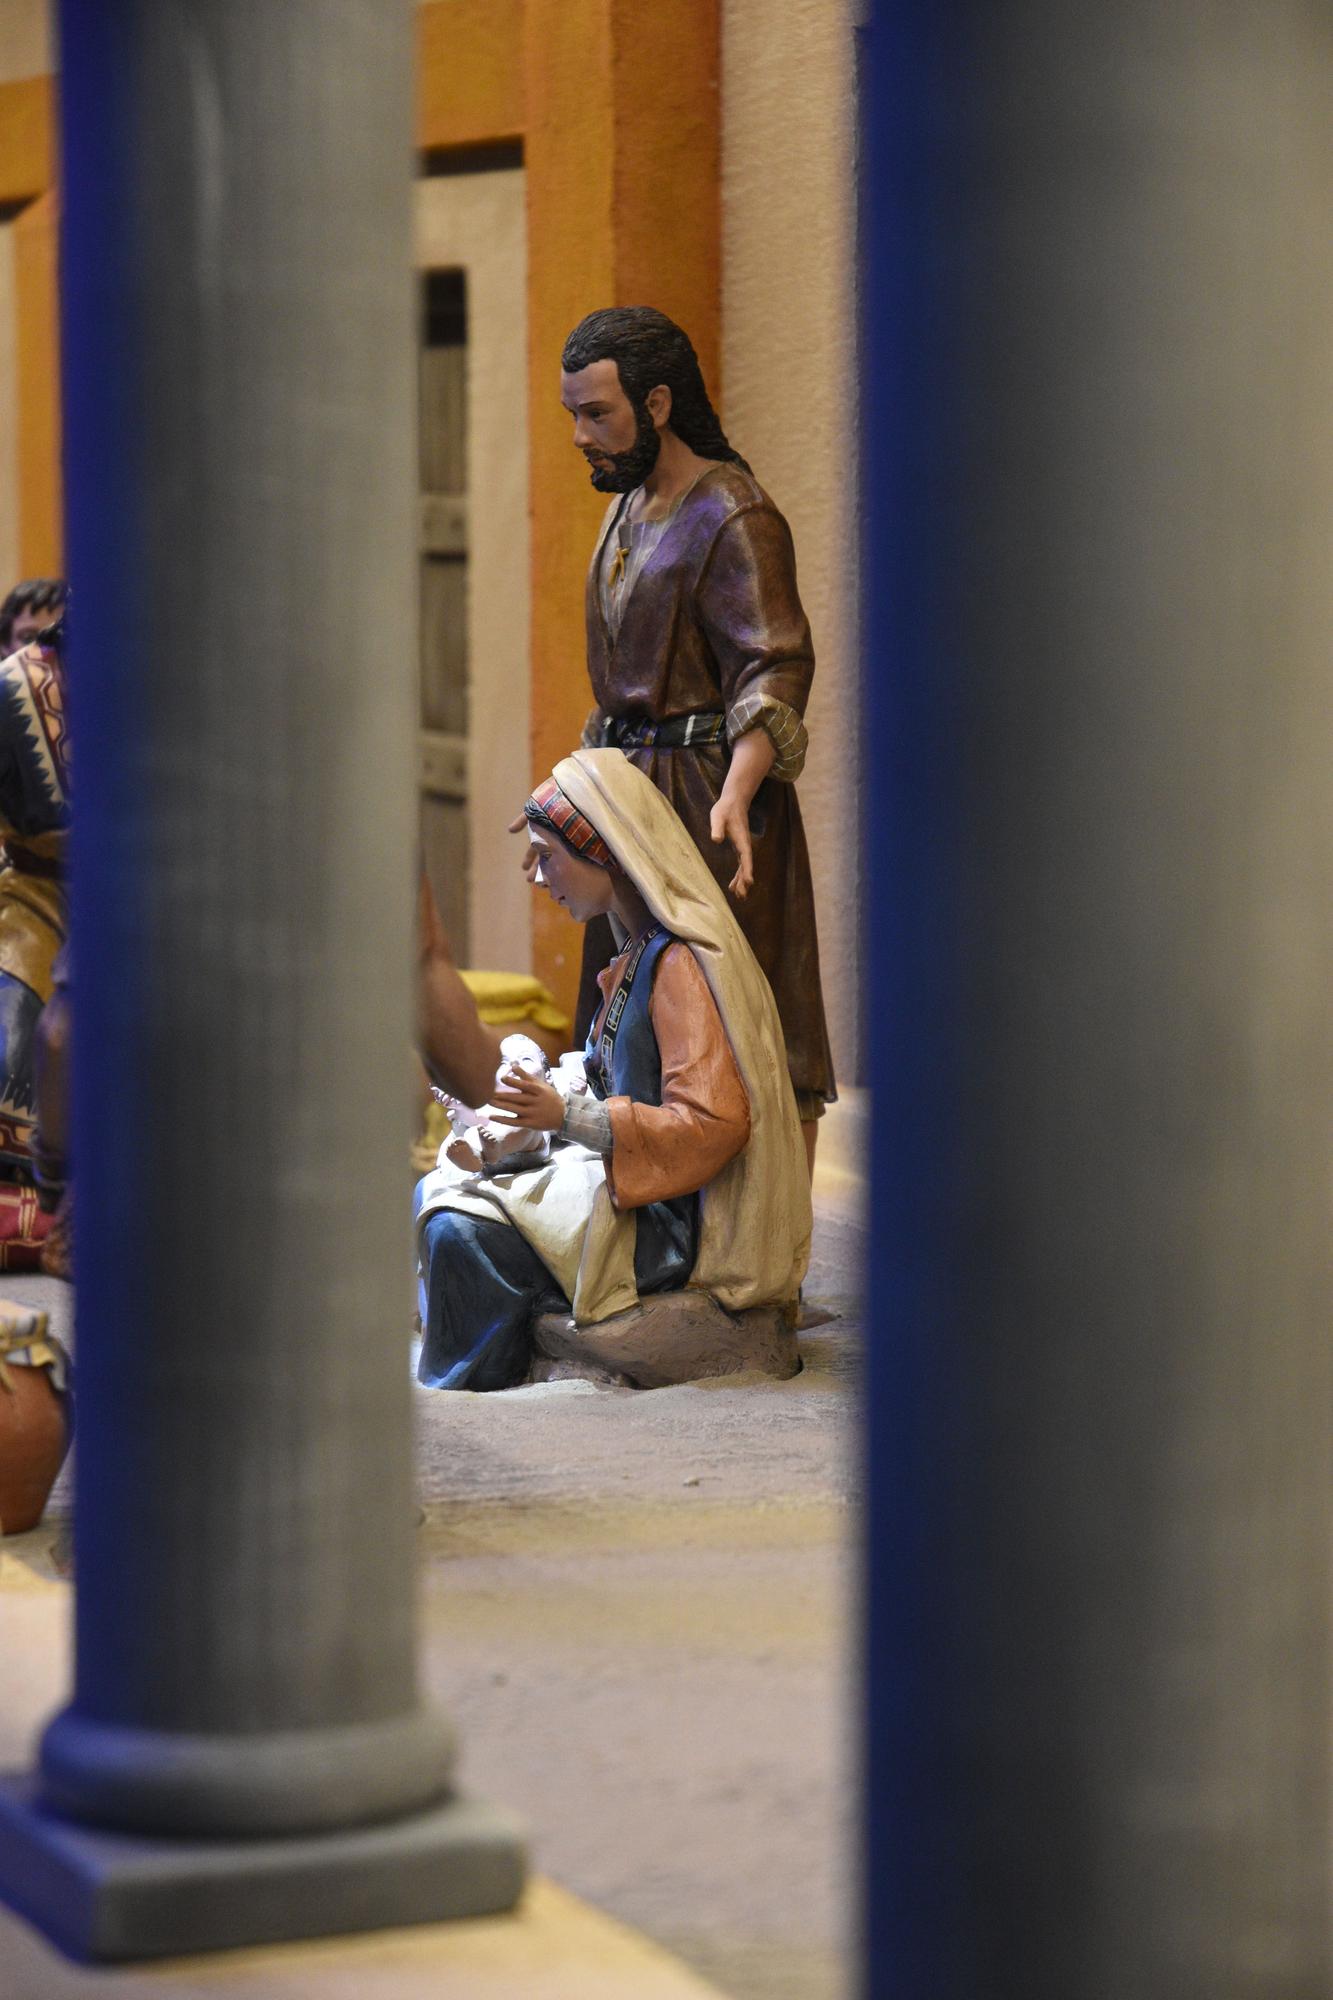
top-left (0, 577), bottom-right (65, 655)
top-left (561, 307), bottom-right (749, 470)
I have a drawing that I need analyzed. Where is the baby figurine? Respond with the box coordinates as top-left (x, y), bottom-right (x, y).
top-left (435, 1034), bottom-right (555, 1176)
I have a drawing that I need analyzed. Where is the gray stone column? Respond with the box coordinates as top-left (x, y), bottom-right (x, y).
top-left (0, 0), bottom-right (522, 1962)
top-left (861, 4), bottom-right (1332, 1995)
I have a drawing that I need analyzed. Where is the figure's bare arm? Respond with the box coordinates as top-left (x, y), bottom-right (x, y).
top-left (416, 873), bottom-right (503, 1108)
top-left (708, 725), bottom-right (775, 898)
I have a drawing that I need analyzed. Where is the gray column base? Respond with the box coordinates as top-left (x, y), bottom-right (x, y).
top-left (39, 1704), bottom-right (457, 1837)
top-left (0, 1773), bottom-right (525, 1964)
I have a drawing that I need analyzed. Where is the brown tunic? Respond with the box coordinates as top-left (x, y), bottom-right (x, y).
top-left (581, 462), bottom-right (835, 1107)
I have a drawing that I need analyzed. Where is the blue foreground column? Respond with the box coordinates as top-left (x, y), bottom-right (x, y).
top-left (861, 5), bottom-right (1332, 1995)
top-left (0, 0), bottom-right (523, 1962)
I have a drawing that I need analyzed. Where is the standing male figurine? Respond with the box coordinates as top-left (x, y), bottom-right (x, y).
top-left (558, 307), bottom-right (834, 1160)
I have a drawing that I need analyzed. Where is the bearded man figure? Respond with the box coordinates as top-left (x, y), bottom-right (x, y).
top-left (558, 306), bottom-right (834, 1163)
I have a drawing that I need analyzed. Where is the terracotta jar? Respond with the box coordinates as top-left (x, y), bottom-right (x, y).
top-left (0, 1324), bottom-right (71, 1536)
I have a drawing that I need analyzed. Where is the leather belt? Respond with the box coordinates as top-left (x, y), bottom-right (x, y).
top-left (602, 711), bottom-right (727, 752)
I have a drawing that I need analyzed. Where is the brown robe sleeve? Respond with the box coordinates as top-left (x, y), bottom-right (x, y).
top-left (695, 503), bottom-right (816, 723)
top-left (603, 942), bottom-right (751, 1210)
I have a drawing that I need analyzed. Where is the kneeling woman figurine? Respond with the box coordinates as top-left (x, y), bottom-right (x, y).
top-left (414, 749), bottom-right (811, 1390)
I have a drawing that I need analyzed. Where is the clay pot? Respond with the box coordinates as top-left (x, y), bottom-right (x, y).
top-left (0, 1359), bottom-right (70, 1535)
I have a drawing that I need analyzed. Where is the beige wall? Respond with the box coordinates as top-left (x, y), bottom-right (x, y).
top-left (416, 168), bottom-right (531, 973)
top-left (721, 0), bottom-right (862, 1086)
top-left (0, 0), bottom-right (49, 84)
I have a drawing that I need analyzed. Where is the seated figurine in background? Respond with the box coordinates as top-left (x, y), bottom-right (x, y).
top-left (0, 579), bottom-right (65, 660)
top-left (413, 748), bottom-right (811, 1391)
top-left (0, 599), bottom-right (68, 1265)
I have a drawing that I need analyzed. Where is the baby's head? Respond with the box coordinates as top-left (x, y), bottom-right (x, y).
top-left (498, 1033), bottom-right (551, 1082)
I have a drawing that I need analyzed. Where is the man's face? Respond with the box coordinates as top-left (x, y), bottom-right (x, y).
top-left (561, 359), bottom-right (660, 493)
top-left (526, 824), bottom-right (614, 924)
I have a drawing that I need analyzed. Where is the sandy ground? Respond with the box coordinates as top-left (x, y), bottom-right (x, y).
top-left (1, 1193), bottom-right (860, 2000)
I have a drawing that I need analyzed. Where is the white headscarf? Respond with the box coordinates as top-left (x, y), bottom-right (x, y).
top-left (417, 749), bottom-right (811, 1320)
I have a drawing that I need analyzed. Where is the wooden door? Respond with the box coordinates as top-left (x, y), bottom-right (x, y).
top-left (417, 268), bottom-right (469, 956)
top-left (415, 166), bottom-right (529, 973)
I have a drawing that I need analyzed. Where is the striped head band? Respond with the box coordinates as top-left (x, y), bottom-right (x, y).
top-left (523, 778), bottom-right (613, 868)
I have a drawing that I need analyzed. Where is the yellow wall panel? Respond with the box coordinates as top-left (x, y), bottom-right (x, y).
top-left (417, 0), bottom-right (525, 152)
top-left (523, 0), bottom-right (618, 1013)
top-left (609, 0), bottom-right (720, 394)
top-left (0, 74), bottom-right (54, 206)
top-left (14, 190), bottom-right (60, 576)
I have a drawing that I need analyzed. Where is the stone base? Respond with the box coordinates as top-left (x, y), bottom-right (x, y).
top-left (531, 1293), bottom-right (801, 1390)
top-left (0, 1773), bottom-right (525, 1964)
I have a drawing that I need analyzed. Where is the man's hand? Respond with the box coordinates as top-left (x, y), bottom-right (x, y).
top-left (709, 793), bottom-right (755, 898)
top-left (490, 1065), bottom-right (566, 1132)
top-left (709, 725), bottom-right (775, 898)
top-left (508, 813), bottom-right (540, 885)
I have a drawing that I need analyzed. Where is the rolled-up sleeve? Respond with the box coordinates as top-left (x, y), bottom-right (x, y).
top-left (697, 504), bottom-right (815, 781)
top-left (604, 944), bottom-right (751, 1209)
top-left (726, 688), bottom-right (809, 782)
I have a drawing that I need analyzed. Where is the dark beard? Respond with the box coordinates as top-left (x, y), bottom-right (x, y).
top-left (585, 403), bottom-right (661, 493)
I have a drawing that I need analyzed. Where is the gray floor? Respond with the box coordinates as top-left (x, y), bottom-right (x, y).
top-left (2, 1194), bottom-right (861, 2000)
top-left (409, 1200), bottom-right (860, 2000)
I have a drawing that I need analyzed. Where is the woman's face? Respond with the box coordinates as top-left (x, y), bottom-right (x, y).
top-left (526, 824), bottom-right (615, 924)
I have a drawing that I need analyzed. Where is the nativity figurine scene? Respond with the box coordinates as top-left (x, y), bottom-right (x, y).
top-left (413, 749), bottom-right (812, 1392)
top-left (558, 307), bottom-right (835, 1171)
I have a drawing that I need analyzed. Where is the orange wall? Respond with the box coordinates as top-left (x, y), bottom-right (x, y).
top-left (13, 188), bottom-right (60, 576)
top-left (0, 74), bottom-right (60, 576)
top-left (523, 0), bottom-right (617, 1014)
top-left (0, 75), bottom-right (53, 207)
top-left (417, 0), bottom-right (525, 151)
top-left (608, 0), bottom-right (721, 352)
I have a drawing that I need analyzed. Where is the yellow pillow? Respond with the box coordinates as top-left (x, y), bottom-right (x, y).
top-left (458, 970), bottom-right (569, 1037)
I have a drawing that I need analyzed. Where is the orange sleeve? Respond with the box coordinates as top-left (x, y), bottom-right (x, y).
top-left (604, 943), bottom-right (751, 1210)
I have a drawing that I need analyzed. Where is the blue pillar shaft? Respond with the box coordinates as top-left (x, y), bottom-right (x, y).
top-left (861, 6), bottom-right (1333, 1993)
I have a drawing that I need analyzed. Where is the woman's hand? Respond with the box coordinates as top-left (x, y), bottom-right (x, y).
top-left (490, 1065), bottom-right (566, 1132)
